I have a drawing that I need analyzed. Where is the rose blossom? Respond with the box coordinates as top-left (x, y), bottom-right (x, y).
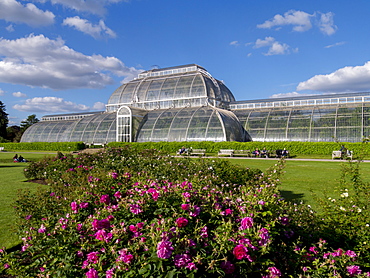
top-left (100, 195), bottom-right (110, 205)
top-left (117, 249), bottom-right (134, 264)
top-left (175, 217), bottom-right (189, 228)
top-left (92, 219), bottom-right (110, 230)
top-left (181, 204), bottom-right (190, 211)
top-left (240, 217), bottom-right (253, 230)
top-left (173, 254), bottom-right (192, 268)
top-left (157, 240), bottom-right (173, 259)
top-left (347, 265), bottom-right (362, 276)
top-left (85, 268), bottom-right (98, 278)
top-left (233, 244), bottom-right (248, 260)
top-left (130, 204), bottom-right (142, 214)
top-left (268, 267), bottom-right (281, 277)
top-left (70, 201), bottom-right (78, 213)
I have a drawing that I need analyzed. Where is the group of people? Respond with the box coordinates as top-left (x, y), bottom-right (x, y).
top-left (13, 154), bottom-right (27, 162)
top-left (178, 146), bottom-right (189, 155)
top-left (252, 147), bottom-right (289, 158)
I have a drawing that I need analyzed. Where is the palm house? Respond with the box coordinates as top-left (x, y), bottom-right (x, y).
top-left (21, 64), bottom-right (370, 144)
top-left (22, 64), bottom-right (251, 144)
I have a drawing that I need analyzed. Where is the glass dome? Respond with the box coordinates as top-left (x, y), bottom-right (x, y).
top-left (136, 106), bottom-right (249, 142)
top-left (106, 64), bottom-right (235, 112)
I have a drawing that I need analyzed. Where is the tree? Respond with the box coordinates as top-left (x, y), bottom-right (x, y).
top-left (0, 101), bottom-right (9, 139)
top-left (6, 125), bottom-right (22, 142)
top-left (20, 114), bottom-right (39, 132)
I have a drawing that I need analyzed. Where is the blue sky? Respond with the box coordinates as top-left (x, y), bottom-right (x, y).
top-left (1, 0), bottom-right (370, 125)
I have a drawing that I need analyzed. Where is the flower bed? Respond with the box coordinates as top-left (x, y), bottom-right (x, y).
top-left (0, 147), bottom-right (369, 277)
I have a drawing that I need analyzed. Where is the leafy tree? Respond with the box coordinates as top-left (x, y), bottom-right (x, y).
top-left (0, 101), bottom-right (9, 139)
top-left (6, 125), bottom-right (22, 142)
top-left (20, 114), bottom-right (39, 132)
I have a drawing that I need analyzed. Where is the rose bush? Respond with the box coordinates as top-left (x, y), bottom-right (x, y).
top-left (0, 146), bottom-right (369, 277)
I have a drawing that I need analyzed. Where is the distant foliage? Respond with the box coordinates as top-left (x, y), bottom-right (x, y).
top-left (0, 146), bottom-right (369, 277)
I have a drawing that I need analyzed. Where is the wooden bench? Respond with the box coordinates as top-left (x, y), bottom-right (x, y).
top-left (0, 147), bottom-right (4, 151)
top-left (218, 149), bottom-right (234, 157)
top-left (233, 150), bottom-right (251, 157)
top-left (189, 149), bottom-right (206, 156)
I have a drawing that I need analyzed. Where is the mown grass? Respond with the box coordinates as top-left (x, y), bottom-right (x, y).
top-left (229, 158), bottom-right (370, 211)
top-left (0, 152), bottom-right (54, 249)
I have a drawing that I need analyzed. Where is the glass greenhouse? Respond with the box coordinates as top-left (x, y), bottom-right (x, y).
top-left (21, 64), bottom-right (370, 144)
top-left (231, 92), bottom-right (370, 142)
top-left (21, 64), bottom-right (250, 144)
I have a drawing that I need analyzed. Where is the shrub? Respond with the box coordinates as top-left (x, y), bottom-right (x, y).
top-left (0, 147), bottom-right (369, 277)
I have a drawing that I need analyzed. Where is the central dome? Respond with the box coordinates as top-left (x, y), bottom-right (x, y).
top-left (106, 64), bottom-right (235, 112)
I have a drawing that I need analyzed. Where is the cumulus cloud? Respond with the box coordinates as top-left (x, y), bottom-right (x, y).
top-left (92, 102), bottom-right (106, 110)
top-left (0, 34), bottom-right (142, 90)
top-left (12, 91), bottom-right (27, 97)
top-left (13, 96), bottom-right (90, 112)
top-left (63, 17), bottom-right (116, 39)
top-left (0, 0), bottom-right (55, 26)
top-left (229, 41), bottom-right (239, 46)
top-left (257, 10), bottom-right (313, 32)
top-left (257, 10), bottom-right (337, 35)
top-left (317, 12), bottom-right (337, 36)
top-left (254, 37), bottom-right (276, 48)
top-left (252, 37), bottom-right (292, 56)
top-left (297, 61), bottom-right (370, 92)
top-left (34, 0), bottom-right (127, 16)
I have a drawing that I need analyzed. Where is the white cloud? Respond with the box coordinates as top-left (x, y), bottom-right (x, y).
top-left (257, 10), bottom-right (337, 35)
top-left (12, 91), bottom-right (27, 97)
top-left (0, 0), bottom-right (55, 27)
top-left (252, 37), bottom-right (292, 56)
top-left (0, 34), bottom-right (142, 90)
top-left (324, 41), bottom-right (346, 49)
top-left (270, 92), bottom-right (313, 98)
top-left (6, 24), bottom-right (15, 32)
top-left (229, 41), bottom-right (239, 46)
top-left (317, 12), bottom-right (337, 36)
top-left (257, 10), bottom-right (313, 32)
top-left (297, 61), bottom-right (370, 92)
top-left (13, 96), bottom-right (90, 112)
top-left (0, 89), bottom-right (4, 96)
top-left (254, 37), bottom-right (275, 48)
top-left (92, 102), bottom-right (106, 110)
top-left (63, 17), bottom-right (116, 39)
top-left (265, 42), bottom-right (290, 56)
top-left (34, 0), bottom-right (128, 16)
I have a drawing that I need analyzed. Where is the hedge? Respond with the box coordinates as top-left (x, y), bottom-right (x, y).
top-left (1, 141), bottom-right (368, 156)
top-left (0, 142), bottom-right (86, 151)
top-left (108, 141), bottom-right (370, 156)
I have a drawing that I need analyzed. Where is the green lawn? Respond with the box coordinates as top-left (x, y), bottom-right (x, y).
top-left (0, 152), bottom-right (54, 249)
top-left (229, 158), bottom-right (370, 211)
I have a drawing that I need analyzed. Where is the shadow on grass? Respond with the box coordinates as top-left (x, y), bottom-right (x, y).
top-left (280, 190), bottom-right (305, 202)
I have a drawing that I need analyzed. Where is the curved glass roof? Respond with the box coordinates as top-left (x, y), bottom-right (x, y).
top-left (21, 112), bottom-right (117, 144)
top-left (106, 64), bottom-right (235, 112)
top-left (137, 106), bottom-right (249, 142)
top-left (234, 102), bottom-right (370, 142)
